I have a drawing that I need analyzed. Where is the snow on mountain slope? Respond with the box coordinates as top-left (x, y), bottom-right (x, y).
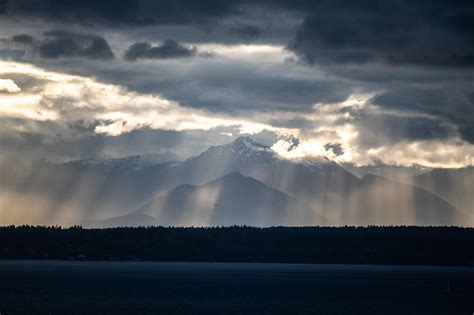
top-left (1, 136), bottom-right (468, 227)
top-left (167, 136), bottom-right (360, 201)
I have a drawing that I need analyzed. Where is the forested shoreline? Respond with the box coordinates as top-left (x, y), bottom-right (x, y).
top-left (1, 225), bottom-right (473, 266)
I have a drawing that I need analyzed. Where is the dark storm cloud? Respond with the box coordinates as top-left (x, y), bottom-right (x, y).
top-left (124, 40), bottom-right (196, 61)
top-left (0, 34), bottom-right (32, 60)
top-left (289, 0), bottom-right (474, 67)
top-left (1, 0), bottom-right (239, 26)
top-left (3, 0), bottom-right (474, 68)
top-left (76, 60), bottom-right (353, 114)
top-left (228, 24), bottom-right (261, 42)
top-left (373, 89), bottom-right (445, 114)
top-left (353, 114), bottom-right (454, 148)
top-left (1, 0), bottom-right (473, 167)
top-left (468, 92), bottom-right (474, 105)
top-left (317, 64), bottom-right (474, 85)
top-left (162, 69), bottom-right (351, 113)
top-left (5, 0), bottom-right (472, 68)
top-left (190, 69), bottom-right (349, 112)
top-left (372, 88), bottom-right (474, 143)
top-left (10, 34), bottom-right (33, 45)
top-left (458, 126), bottom-right (474, 143)
top-left (37, 30), bottom-right (114, 60)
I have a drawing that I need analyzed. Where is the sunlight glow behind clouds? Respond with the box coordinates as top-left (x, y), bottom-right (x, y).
top-left (0, 60), bottom-right (472, 168)
top-left (197, 44), bottom-right (293, 63)
top-left (0, 60), bottom-right (293, 139)
top-left (0, 78), bottom-right (21, 93)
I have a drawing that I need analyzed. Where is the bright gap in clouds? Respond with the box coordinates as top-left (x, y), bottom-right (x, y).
top-left (0, 60), bottom-right (473, 168)
top-left (0, 78), bottom-right (21, 93)
top-left (197, 44), bottom-right (293, 63)
top-left (0, 60), bottom-right (294, 138)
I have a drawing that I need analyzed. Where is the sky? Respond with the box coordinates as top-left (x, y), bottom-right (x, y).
top-left (0, 0), bottom-right (473, 168)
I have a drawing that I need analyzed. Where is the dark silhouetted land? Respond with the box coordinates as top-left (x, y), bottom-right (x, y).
top-left (1, 225), bottom-right (473, 266)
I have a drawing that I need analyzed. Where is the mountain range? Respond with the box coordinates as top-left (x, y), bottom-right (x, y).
top-left (0, 137), bottom-right (472, 227)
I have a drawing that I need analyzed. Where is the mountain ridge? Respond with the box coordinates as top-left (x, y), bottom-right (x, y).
top-left (0, 136), bottom-right (471, 227)
top-left (130, 171), bottom-right (314, 227)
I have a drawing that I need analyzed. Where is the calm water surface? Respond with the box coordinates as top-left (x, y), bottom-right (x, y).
top-left (0, 260), bottom-right (473, 314)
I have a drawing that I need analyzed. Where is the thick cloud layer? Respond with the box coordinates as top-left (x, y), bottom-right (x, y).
top-left (5, 0), bottom-right (473, 68)
top-left (1, 60), bottom-right (472, 168)
top-left (372, 87), bottom-right (474, 144)
top-left (228, 23), bottom-right (261, 43)
top-left (0, 0), bottom-right (472, 168)
top-left (288, 1), bottom-right (474, 67)
top-left (37, 31), bottom-right (114, 60)
top-left (1, 0), bottom-right (237, 26)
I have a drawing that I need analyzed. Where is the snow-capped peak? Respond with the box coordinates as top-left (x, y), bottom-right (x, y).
top-left (188, 136), bottom-right (275, 163)
top-left (231, 136), bottom-right (269, 152)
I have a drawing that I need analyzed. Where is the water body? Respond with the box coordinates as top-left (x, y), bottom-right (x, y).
top-left (0, 261), bottom-right (472, 314)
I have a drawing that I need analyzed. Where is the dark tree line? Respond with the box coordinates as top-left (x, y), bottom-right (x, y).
top-left (0, 225), bottom-right (473, 266)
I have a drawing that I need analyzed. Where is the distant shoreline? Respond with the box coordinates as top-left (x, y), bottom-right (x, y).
top-left (0, 259), bottom-right (473, 269)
